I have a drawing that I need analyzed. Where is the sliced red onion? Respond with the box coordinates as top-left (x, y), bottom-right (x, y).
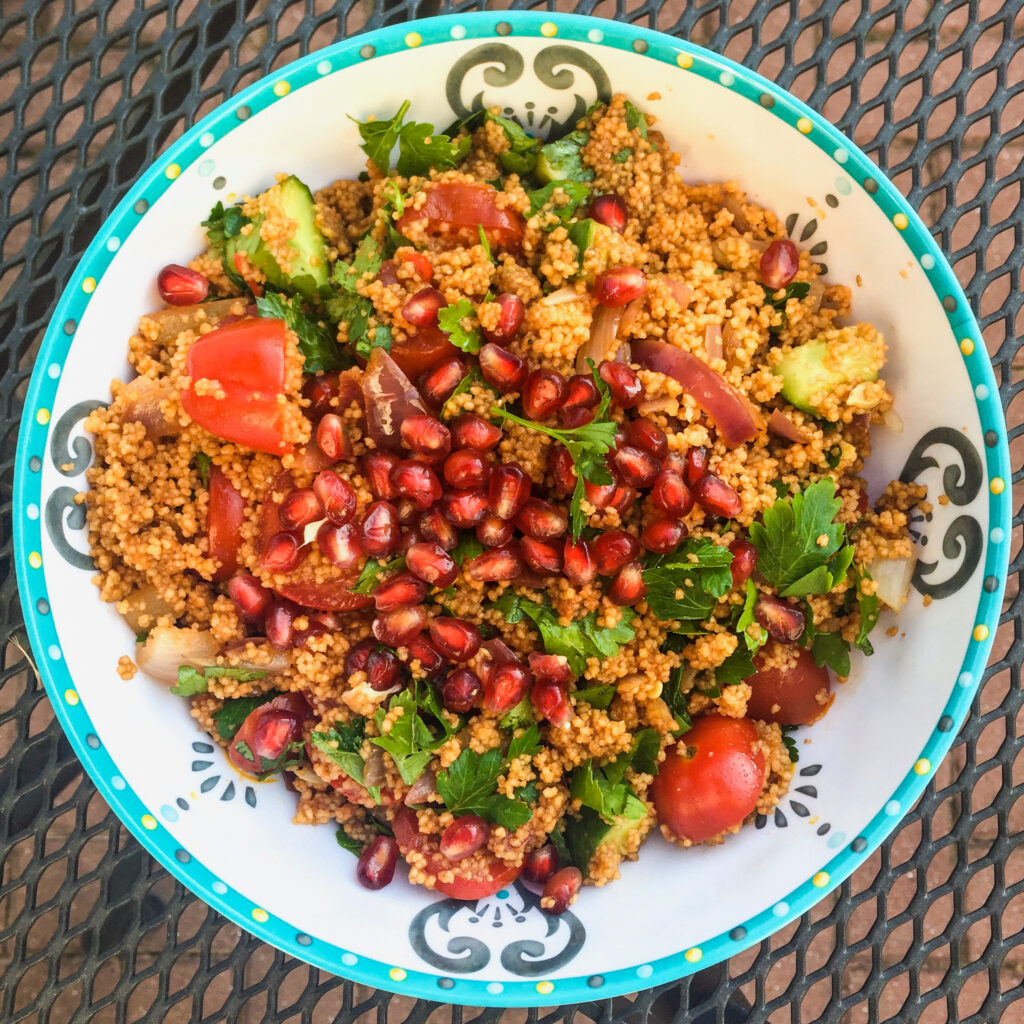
top-left (704, 323), bottom-right (723, 362)
top-left (403, 767), bottom-right (438, 805)
top-left (768, 409), bottom-right (811, 444)
top-left (361, 347), bottom-right (428, 450)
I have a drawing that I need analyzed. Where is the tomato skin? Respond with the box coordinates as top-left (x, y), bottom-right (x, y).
top-left (745, 647), bottom-right (833, 726)
top-left (207, 467), bottom-right (245, 581)
top-left (182, 318), bottom-right (292, 454)
top-left (392, 806), bottom-right (521, 900)
top-left (651, 715), bottom-right (766, 844)
top-left (388, 325), bottom-right (459, 380)
top-left (401, 251), bottom-right (433, 282)
top-left (397, 183), bottom-right (526, 252)
top-left (227, 692), bottom-right (310, 776)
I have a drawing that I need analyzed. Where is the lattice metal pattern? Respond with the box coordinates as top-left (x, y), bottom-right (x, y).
top-left (1, 1), bottom-right (1021, 1021)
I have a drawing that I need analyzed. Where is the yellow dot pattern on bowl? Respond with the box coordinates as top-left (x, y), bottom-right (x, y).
top-left (684, 947), bottom-right (702, 963)
top-left (990, 477), bottom-right (1005, 495)
top-left (165, 163), bottom-right (181, 180)
top-left (796, 117), bottom-right (813, 134)
top-left (540, 21), bottom-right (557, 37)
top-left (82, 277), bottom-right (96, 294)
top-left (64, 688), bottom-right (79, 705)
top-left (813, 871), bottom-right (830, 888)
top-left (273, 80), bottom-right (290, 97)
top-left (252, 907), bottom-right (269, 923)
top-left (536, 981), bottom-right (554, 995)
top-left (893, 212), bottom-right (909, 230)
top-left (405, 32), bottom-right (421, 47)
top-left (914, 758), bottom-right (932, 776)
top-left (677, 53), bottom-right (693, 69)
top-left (36, 408), bottom-right (50, 425)
top-left (389, 967), bottom-right (407, 982)
top-left (960, 338), bottom-right (975, 356)
top-left (141, 814), bottom-right (157, 830)
top-left (973, 624), bottom-right (990, 642)
top-left (28, 551), bottom-right (42, 569)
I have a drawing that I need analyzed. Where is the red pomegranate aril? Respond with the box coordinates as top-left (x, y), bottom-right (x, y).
top-left (482, 292), bottom-right (525, 345)
top-left (228, 573), bottom-right (272, 620)
top-left (444, 449), bottom-right (489, 490)
top-left (345, 638), bottom-right (376, 677)
top-left (755, 595), bottom-right (806, 643)
top-left (652, 469), bottom-right (694, 517)
top-left (443, 668), bottom-right (482, 713)
top-left (477, 513), bottom-right (514, 548)
top-left (684, 446), bottom-right (709, 486)
top-left (251, 710), bottom-right (299, 759)
top-left (589, 193), bottom-right (628, 233)
top-left (488, 464), bottom-right (531, 520)
top-left (693, 473), bottom-right (743, 518)
top-left (401, 414), bottom-right (451, 460)
top-left (583, 477), bottom-right (616, 510)
top-left (528, 652), bottom-right (574, 685)
top-left (482, 661), bottom-right (531, 713)
top-left (373, 572), bottom-right (428, 611)
top-left (407, 635), bottom-right (446, 679)
top-left (315, 413), bottom-right (350, 462)
top-left (157, 264), bottom-right (209, 306)
top-left (465, 544), bottom-right (524, 582)
top-left (260, 531), bottom-right (304, 573)
top-left (360, 501), bottom-right (401, 558)
top-left (363, 452), bottom-right (400, 500)
top-left (522, 845), bottom-right (560, 893)
top-left (522, 369), bottom-right (566, 421)
top-left (406, 541), bottom-right (458, 588)
top-left (313, 470), bottom-right (357, 525)
top-left (599, 361), bottom-right (643, 409)
top-left (373, 605), bottom-right (427, 647)
top-left (440, 815), bottom-right (490, 862)
top-left (594, 266), bottom-right (647, 308)
top-left (541, 867), bottom-right (582, 915)
top-left (402, 286), bottom-right (446, 327)
top-left (278, 488), bottom-right (320, 531)
top-left (563, 538), bottom-right (597, 587)
top-left (521, 536), bottom-right (563, 575)
top-left (318, 522), bottom-right (363, 570)
top-left (478, 343), bottom-right (527, 393)
top-left (548, 445), bottom-right (577, 497)
top-left (397, 527), bottom-right (421, 556)
top-left (420, 358), bottom-right (465, 406)
top-left (612, 446), bottom-right (660, 489)
top-left (441, 489), bottom-right (489, 528)
top-left (396, 500), bottom-right (421, 527)
top-left (594, 530), bottom-right (641, 576)
top-left (451, 414), bottom-right (502, 452)
top-left (626, 418), bottom-right (668, 460)
top-left (609, 485), bottom-right (637, 514)
top-left (356, 835), bottom-right (398, 890)
top-left (303, 374), bottom-right (339, 419)
top-left (729, 537), bottom-right (759, 587)
top-left (641, 516), bottom-right (686, 554)
top-left (608, 560), bottom-right (647, 606)
top-left (429, 617), bottom-right (481, 662)
top-left (366, 646), bottom-right (403, 690)
top-left (531, 677), bottom-right (573, 728)
top-left (516, 498), bottom-right (568, 540)
top-left (265, 600), bottom-right (297, 650)
top-left (559, 405), bottom-right (595, 428)
top-left (760, 238), bottom-right (800, 290)
top-left (390, 461), bottom-right (442, 510)
top-left (562, 373), bottom-right (601, 412)
top-left (419, 507), bottom-right (458, 550)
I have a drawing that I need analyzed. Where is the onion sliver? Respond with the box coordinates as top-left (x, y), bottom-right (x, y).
top-left (576, 304), bottom-right (623, 373)
top-left (865, 554), bottom-right (916, 612)
top-left (704, 324), bottom-right (723, 363)
top-left (361, 347), bottom-right (428, 449)
top-left (768, 409), bottom-right (811, 444)
top-left (120, 584), bottom-right (177, 634)
top-left (136, 626), bottom-right (221, 684)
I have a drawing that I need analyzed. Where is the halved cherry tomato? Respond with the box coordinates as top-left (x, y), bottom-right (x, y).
top-left (388, 325), bottom-right (459, 380)
top-left (745, 647), bottom-right (833, 726)
top-left (651, 715), bottom-right (766, 844)
top-left (182, 318), bottom-right (291, 454)
top-left (400, 250), bottom-right (433, 282)
top-left (227, 692), bottom-right (310, 776)
top-left (392, 806), bottom-right (521, 900)
top-left (397, 183), bottom-right (526, 252)
top-left (207, 467), bottom-right (245, 582)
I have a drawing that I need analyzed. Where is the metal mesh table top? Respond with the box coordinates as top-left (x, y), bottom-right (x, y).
top-left (1, 1), bottom-right (1021, 1021)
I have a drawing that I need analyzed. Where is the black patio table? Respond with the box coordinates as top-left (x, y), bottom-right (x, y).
top-left (1, 1), bottom-right (1021, 1021)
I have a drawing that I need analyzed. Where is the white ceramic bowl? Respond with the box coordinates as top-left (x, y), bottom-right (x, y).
top-left (13, 11), bottom-right (1011, 1007)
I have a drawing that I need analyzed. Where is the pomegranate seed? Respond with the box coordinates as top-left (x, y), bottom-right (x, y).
top-left (397, 526), bottom-right (422, 556)
top-left (531, 676), bottom-right (573, 728)
top-left (548, 445), bottom-right (577, 497)
top-left (594, 530), bottom-right (641, 576)
top-left (419, 507), bottom-right (459, 550)
top-left (313, 470), bottom-right (357, 525)
top-left (402, 286), bottom-right (446, 327)
top-left (583, 477), bottom-right (616, 510)
top-left (684, 446), bottom-right (709, 486)
top-left (541, 867), bottom-right (582, 915)
top-left (345, 638), bottom-right (376, 677)
top-left (318, 522), bottom-right (363, 569)
top-left (488, 464), bottom-right (532, 520)
top-left (609, 485), bottom-right (637, 514)
top-left (356, 835), bottom-right (398, 890)
top-left (376, 260), bottom-right (399, 286)
top-left (444, 449), bottom-right (489, 490)
top-left (522, 369), bottom-right (566, 421)
top-left (157, 264), bottom-right (209, 306)
top-left (559, 405), bottom-right (595, 428)
top-left (373, 605), bottom-right (427, 647)
top-left (478, 343), bottom-right (526, 393)
top-left (693, 473), bottom-right (743, 518)
top-left (589, 194), bottom-right (628, 233)
top-left (407, 635), bottom-right (446, 679)
top-left (641, 516), bottom-right (686, 554)
top-left (522, 845), bottom-right (559, 893)
top-left (563, 538), bottom-right (597, 587)
top-left (406, 541), bottom-right (458, 588)
top-left (482, 661), bottom-right (531, 713)
top-left (251, 710), bottom-right (300, 758)
top-left (420, 358), bottom-right (465, 406)
top-left (652, 469), bottom-right (694, 517)
top-left (729, 537), bottom-right (759, 587)
top-left (755, 595), bottom-right (806, 643)
top-left (265, 600), bottom-right (297, 650)
top-left (625, 418), bottom-right (667, 460)
top-left (528, 652), bottom-right (574, 685)
top-left (390, 461), bottom-right (442, 511)
top-left (761, 239), bottom-right (800, 290)
top-left (374, 572), bottom-right (428, 610)
top-left (401, 414), bottom-right (451, 462)
top-left (516, 498), bottom-right (568, 540)
top-left (228, 573), bottom-right (272, 620)
top-left (366, 646), bottom-right (403, 690)
top-left (612, 445), bottom-right (661, 489)
top-left (441, 489), bottom-right (489, 528)
top-left (315, 413), bottom-right (350, 462)
top-left (599, 361), bottom-right (643, 408)
top-left (594, 266), bottom-right (646, 308)
top-left (278, 488), bottom-right (320, 531)
top-left (429, 617), bottom-right (481, 662)
top-left (520, 536), bottom-right (563, 575)
top-left (608, 560), bottom-right (647, 606)
top-left (465, 544), bottom-right (524, 582)
top-left (395, 500), bottom-right (420, 526)
top-left (363, 452), bottom-right (400, 500)
top-left (451, 414), bottom-right (502, 452)
top-left (302, 374), bottom-right (339, 419)
top-left (482, 292), bottom-right (525, 345)
top-left (561, 373), bottom-right (600, 411)
top-left (476, 513), bottom-right (513, 548)
top-left (443, 668), bottom-right (482, 712)
top-left (260, 531), bottom-right (304, 573)
top-left (360, 501), bottom-right (401, 557)
top-left (440, 815), bottom-right (490, 862)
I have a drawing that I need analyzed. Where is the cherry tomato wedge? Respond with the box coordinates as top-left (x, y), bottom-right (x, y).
top-left (397, 183), bottom-right (526, 253)
top-left (392, 806), bottom-right (521, 900)
top-left (207, 467), bottom-right (245, 581)
top-left (744, 647), bottom-right (833, 726)
top-left (651, 715), bottom-right (766, 844)
top-left (227, 693), bottom-right (310, 776)
top-left (388, 325), bottom-right (459, 380)
top-left (182, 318), bottom-right (292, 454)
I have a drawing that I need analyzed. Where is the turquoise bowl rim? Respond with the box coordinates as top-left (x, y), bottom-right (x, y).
top-left (13, 10), bottom-right (1011, 1008)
